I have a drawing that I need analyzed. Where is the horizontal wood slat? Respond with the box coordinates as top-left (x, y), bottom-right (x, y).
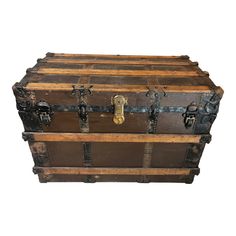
top-left (26, 83), bottom-right (212, 93)
top-left (44, 58), bottom-right (194, 66)
top-left (23, 132), bottom-right (208, 143)
top-left (47, 53), bottom-right (189, 60)
top-left (33, 68), bottom-right (202, 77)
top-left (34, 167), bottom-right (199, 176)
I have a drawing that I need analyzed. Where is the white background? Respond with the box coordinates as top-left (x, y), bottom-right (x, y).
top-left (0, 0), bottom-right (235, 235)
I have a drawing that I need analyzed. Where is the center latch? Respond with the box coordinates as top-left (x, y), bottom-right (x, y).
top-left (111, 95), bottom-right (128, 125)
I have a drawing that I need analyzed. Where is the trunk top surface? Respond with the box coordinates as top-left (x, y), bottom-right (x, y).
top-left (18, 53), bottom-right (220, 93)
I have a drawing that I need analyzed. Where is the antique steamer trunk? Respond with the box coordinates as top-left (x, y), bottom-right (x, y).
top-left (13, 53), bottom-right (223, 183)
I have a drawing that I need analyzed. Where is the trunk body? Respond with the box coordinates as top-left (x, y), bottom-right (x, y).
top-left (13, 53), bottom-right (223, 183)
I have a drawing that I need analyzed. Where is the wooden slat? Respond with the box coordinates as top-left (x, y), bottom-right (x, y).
top-left (26, 83), bottom-right (212, 93)
top-left (24, 132), bottom-right (205, 143)
top-left (44, 58), bottom-right (193, 66)
top-left (47, 53), bottom-right (188, 60)
top-left (34, 68), bottom-right (202, 77)
top-left (34, 167), bottom-right (197, 176)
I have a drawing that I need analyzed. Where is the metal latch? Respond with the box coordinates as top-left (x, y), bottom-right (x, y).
top-left (111, 95), bottom-right (128, 125)
top-left (36, 101), bottom-right (53, 125)
top-left (183, 103), bottom-right (198, 129)
top-left (78, 103), bottom-right (88, 122)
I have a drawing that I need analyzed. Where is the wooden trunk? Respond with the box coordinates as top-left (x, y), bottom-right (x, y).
top-left (13, 53), bottom-right (223, 183)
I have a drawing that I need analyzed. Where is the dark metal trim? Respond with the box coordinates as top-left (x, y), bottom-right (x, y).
top-left (185, 144), bottom-right (205, 167)
top-left (194, 88), bottom-right (223, 134)
top-left (12, 82), bottom-right (31, 98)
top-left (200, 134), bottom-right (212, 144)
top-left (33, 166), bottom-right (43, 174)
top-left (46, 52), bottom-right (54, 57)
top-left (182, 102), bottom-right (198, 129)
top-left (184, 88), bottom-right (223, 168)
top-left (33, 153), bottom-right (48, 166)
top-left (72, 85), bottom-right (94, 182)
top-left (190, 168), bottom-right (200, 176)
top-left (83, 143), bottom-right (92, 166)
top-left (35, 101), bottom-right (53, 125)
top-left (140, 88), bottom-right (163, 182)
top-left (49, 104), bottom-right (186, 113)
top-left (22, 132), bottom-right (35, 142)
top-left (180, 55), bottom-right (190, 59)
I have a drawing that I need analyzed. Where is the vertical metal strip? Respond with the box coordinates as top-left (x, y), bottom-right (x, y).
top-left (73, 75), bottom-right (94, 182)
top-left (141, 143), bottom-right (154, 182)
top-left (140, 77), bottom-right (161, 182)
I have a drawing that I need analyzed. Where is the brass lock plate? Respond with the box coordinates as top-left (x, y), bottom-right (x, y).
top-left (111, 95), bottom-right (128, 125)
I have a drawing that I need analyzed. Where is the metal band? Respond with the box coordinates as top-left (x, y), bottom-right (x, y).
top-left (49, 105), bottom-right (185, 113)
top-left (72, 85), bottom-right (94, 182)
top-left (140, 89), bottom-right (161, 182)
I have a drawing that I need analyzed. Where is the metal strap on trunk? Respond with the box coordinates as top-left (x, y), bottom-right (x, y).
top-left (72, 75), bottom-right (94, 182)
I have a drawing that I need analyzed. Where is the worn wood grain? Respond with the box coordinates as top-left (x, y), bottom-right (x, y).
top-left (47, 53), bottom-right (189, 60)
top-left (34, 167), bottom-right (197, 176)
top-left (33, 68), bottom-right (202, 77)
top-left (26, 83), bottom-right (212, 93)
top-left (24, 132), bottom-right (204, 143)
top-left (44, 58), bottom-right (194, 66)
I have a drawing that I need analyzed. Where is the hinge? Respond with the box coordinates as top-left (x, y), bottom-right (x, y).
top-left (146, 89), bottom-right (161, 134)
top-left (72, 85), bottom-right (93, 182)
top-left (72, 85), bottom-right (93, 123)
top-left (72, 85), bottom-right (93, 98)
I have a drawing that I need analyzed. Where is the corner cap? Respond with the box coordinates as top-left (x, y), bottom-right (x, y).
top-left (203, 71), bottom-right (210, 76)
top-left (180, 55), bottom-right (190, 59)
top-left (190, 168), bottom-right (200, 176)
top-left (46, 52), bottom-right (54, 57)
top-left (200, 134), bottom-right (212, 144)
top-left (215, 86), bottom-right (224, 98)
top-left (22, 132), bottom-right (34, 142)
top-left (37, 58), bottom-right (44, 63)
top-left (33, 167), bottom-right (43, 174)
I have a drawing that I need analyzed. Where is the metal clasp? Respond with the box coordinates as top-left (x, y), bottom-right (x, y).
top-left (183, 102), bottom-right (198, 129)
top-left (111, 95), bottom-right (128, 125)
top-left (36, 101), bottom-right (53, 126)
top-left (72, 85), bottom-right (92, 123)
